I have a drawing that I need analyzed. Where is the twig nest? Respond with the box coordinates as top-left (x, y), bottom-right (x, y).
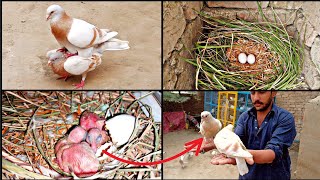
top-left (238, 53), bottom-right (247, 64)
top-left (247, 54), bottom-right (255, 64)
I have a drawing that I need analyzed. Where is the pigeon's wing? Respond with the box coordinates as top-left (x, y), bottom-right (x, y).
top-left (63, 56), bottom-right (92, 75)
top-left (67, 19), bottom-right (96, 48)
top-left (67, 19), bottom-right (119, 49)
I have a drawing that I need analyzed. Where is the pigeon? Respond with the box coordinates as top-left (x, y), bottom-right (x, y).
top-left (213, 124), bottom-right (254, 176)
top-left (46, 38), bottom-right (129, 88)
top-left (56, 142), bottom-right (100, 177)
top-left (54, 126), bottom-right (98, 177)
top-left (86, 128), bottom-right (109, 153)
top-left (46, 4), bottom-right (128, 58)
top-left (79, 111), bottom-right (105, 131)
top-left (199, 111), bottom-right (222, 144)
top-left (179, 151), bottom-right (194, 168)
top-left (54, 126), bottom-right (87, 154)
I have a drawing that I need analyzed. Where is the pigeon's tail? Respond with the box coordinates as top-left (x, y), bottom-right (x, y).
top-left (98, 29), bottom-right (118, 43)
top-left (235, 157), bottom-right (249, 176)
top-left (95, 38), bottom-right (130, 54)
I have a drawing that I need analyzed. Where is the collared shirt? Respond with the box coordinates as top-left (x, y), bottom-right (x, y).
top-left (234, 103), bottom-right (296, 180)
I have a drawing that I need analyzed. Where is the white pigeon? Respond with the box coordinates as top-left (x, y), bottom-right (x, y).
top-left (214, 124), bottom-right (253, 176)
top-left (179, 111), bottom-right (221, 169)
top-left (46, 38), bottom-right (129, 88)
top-left (200, 111), bottom-right (222, 143)
top-left (46, 4), bottom-right (126, 58)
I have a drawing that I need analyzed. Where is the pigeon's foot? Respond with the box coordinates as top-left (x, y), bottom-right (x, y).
top-left (73, 80), bottom-right (85, 89)
top-left (65, 52), bottom-right (78, 58)
top-left (56, 75), bottom-right (71, 81)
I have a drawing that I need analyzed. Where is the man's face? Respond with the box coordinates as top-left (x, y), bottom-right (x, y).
top-left (250, 91), bottom-right (276, 112)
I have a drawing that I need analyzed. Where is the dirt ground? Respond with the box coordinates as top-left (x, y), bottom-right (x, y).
top-left (2, 1), bottom-right (161, 89)
top-left (163, 129), bottom-right (299, 179)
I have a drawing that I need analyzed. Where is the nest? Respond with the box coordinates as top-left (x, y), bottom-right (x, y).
top-left (184, 6), bottom-right (303, 90)
top-left (2, 91), bottom-right (161, 179)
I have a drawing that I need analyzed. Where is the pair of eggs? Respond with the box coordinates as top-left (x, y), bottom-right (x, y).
top-left (238, 53), bottom-right (256, 64)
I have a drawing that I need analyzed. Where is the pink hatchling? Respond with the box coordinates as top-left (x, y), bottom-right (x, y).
top-left (54, 126), bottom-right (87, 154)
top-left (86, 128), bottom-right (110, 152)
top-left (57, 142), bottom-right (100, 177)
top-left (79, 111), bottom-right (105, 131)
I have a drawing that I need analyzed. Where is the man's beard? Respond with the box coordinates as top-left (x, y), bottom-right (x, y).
top-left (253, 97), bottom-right (272, 112)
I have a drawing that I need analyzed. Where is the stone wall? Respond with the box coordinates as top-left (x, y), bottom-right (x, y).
top-left (163, 1), bottom-right (204, 90)
top-left (295, 95), bottom-right (320, 178)
top-left (163, 1), bottom-right (320, 90)
top-left (276, 91), bottom-right (320, 140)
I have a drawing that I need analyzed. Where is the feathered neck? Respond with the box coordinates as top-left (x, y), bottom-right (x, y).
top-left (51, 12), bottom-right (71, 24)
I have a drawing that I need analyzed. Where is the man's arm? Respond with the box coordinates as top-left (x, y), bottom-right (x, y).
top-left (248, 149), bottom-right (275, 164)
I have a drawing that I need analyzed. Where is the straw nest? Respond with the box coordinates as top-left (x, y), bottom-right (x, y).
top-left (184, 5), bottom-right (303, 90)
top-left (2, 91), bottom-right (161, 179)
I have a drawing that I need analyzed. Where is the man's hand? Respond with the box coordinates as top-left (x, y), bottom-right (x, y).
top-left (184, 138), bottom-right (215, 153)
top-left (210, 154), bottom-right (236, 165)
top-left (210, 153), bottom-right (255, 165)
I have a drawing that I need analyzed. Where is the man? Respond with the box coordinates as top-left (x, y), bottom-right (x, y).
top-left (186, 91), bottom-right (296, 179)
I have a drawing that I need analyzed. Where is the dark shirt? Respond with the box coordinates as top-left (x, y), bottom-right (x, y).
top-left (234, 103), bottom-right (296, 180)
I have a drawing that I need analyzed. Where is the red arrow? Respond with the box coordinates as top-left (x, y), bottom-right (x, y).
top-left (102, 137), bottom-right (203, 166)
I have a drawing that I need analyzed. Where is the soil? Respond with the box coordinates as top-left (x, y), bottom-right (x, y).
top-left (2, 1), bottom-right (161, 89)
top-left (163, 129), bottom-right (299, 179)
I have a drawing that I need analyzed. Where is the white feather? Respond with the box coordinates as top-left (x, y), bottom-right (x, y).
top-left (67, 18), bottom-right (96, 48)
top-left (214, 124), bottom-right (253, 176)
top-left (63, 56), bottom-right (92, 75)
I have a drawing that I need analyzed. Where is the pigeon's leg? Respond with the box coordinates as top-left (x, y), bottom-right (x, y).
top-left (73, 80), bottom-right (85, 89)
top-left (56, 75), bottom-right (71, 81)
top-left (73, 74), bottom-right (87, 89)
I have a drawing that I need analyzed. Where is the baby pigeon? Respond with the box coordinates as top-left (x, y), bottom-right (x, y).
top-left (54, 126), bottom-right (87, 154)
top-left (57, 142), bottom-right (100, 177)
top-left (79, 111), bottom-right (105, 131)
top-left (86, 128), bottom-right (109, 153)
top-left (214, 124), bottom-right (254, 176)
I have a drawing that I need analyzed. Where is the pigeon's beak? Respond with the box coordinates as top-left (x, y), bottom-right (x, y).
top-left (48, 60), bottom-right (53, 66)
top-left (46, 14), bottom-right (50, 21)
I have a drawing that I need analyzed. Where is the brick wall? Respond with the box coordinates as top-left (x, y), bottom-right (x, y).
top-left (276, 91), bottom-right (320, 139)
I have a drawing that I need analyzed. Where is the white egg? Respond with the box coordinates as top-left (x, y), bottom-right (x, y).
top-left (247, 54), bottom-right (256, 64)
top-left (238, 53), bottom-right (247, 64)
top-left (105, 114), bottom-right (136, 147)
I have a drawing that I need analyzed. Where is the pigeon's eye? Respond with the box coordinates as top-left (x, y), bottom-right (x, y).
top-left (96, 134), bottom-right (102, 142)
top-left (87, 134), bottom-right (91, 142)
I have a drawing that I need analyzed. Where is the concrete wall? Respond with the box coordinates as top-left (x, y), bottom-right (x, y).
top-left (163, 1), bottom-right (320, 90)
top-left (295, 95), bottom-right (320, 178)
